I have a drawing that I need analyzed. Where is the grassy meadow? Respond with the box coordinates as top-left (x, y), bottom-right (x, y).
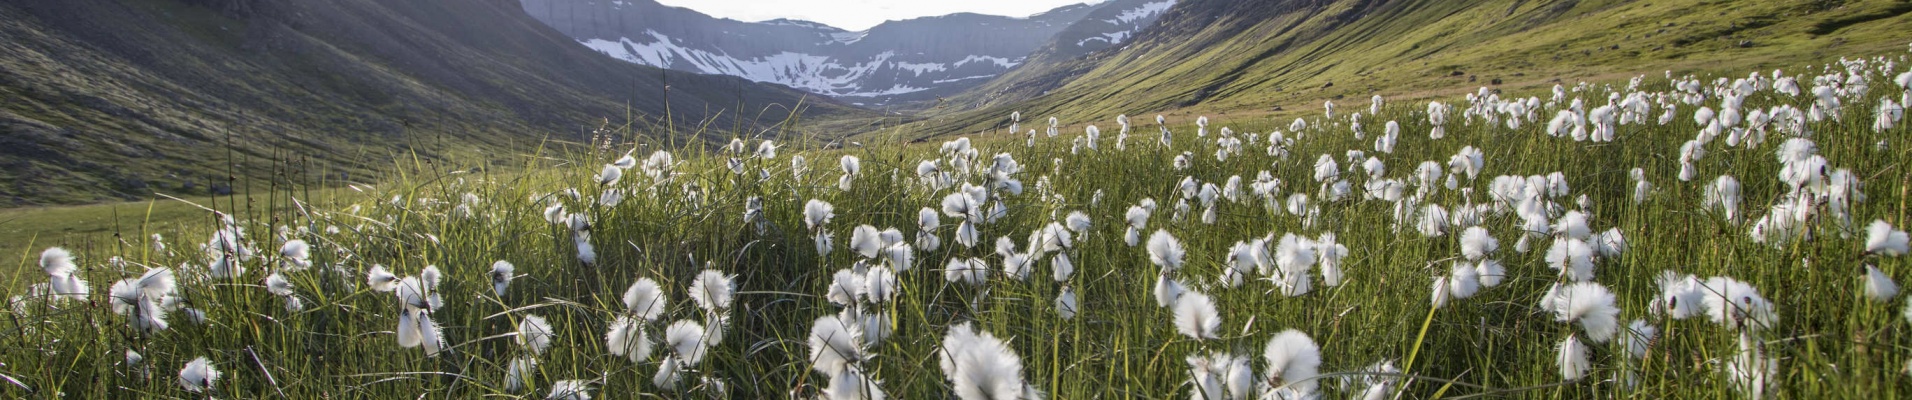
top-left (3, 53), bottom-right (1912, 400)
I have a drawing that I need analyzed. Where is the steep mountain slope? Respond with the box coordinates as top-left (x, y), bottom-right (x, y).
top-left (915, 0), bottom-right (1912, 137)
top-left (938, 0), bottom-right (1177, 112)
top-left (0, 0), bottom-right (865, 206)
top-left (521, 0), bottom-right (1161, 106)
top-left (1040, 0), bottom-right (1178, 61)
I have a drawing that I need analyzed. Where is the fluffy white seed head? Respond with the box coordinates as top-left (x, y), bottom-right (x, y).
top-left (178, 356), bottom-right (220, 393)
top-left (1173, 291), bottom-right (1222, 340)
top-left (622, 278), bottom-right (668, 321)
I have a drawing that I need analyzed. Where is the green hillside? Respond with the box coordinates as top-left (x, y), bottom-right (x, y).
top-left (0, 0), bottom-right (871, 207)
top-left (905, 0), bottom-right (1912, 138)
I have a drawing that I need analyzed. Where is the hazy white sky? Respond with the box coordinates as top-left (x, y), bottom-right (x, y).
top-left (653, 0), bottom-right (1102, 31)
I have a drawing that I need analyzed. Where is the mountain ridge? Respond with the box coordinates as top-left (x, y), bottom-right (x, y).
top-left (0, 0), bottom-right (866, 206)
top-left (521, 0), bottom-right (1173, 106)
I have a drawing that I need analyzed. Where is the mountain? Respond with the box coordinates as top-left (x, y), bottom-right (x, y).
top-left (914, 0), bottom-right (1912, 137)
top-left (520, 0), bottom-right (1172, 106)
top-left (1041, 0), bottom-right (1178, 60)
top-left (0, 0), bottom-right (866, 206)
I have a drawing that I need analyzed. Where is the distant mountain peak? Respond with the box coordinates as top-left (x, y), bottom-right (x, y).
top-left (521, 0), bottom-right (1160, 106)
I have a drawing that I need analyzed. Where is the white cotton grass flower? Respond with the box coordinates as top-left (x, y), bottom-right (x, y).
top-left (1865, 265), bottom-right (1900, 302)
top-left (1704, 175), bottom-right (1743, 222)
top-left (176, 356), bottom-right (221, 393)
top-left (1188, 352), bottom-right (1253, 400)
top-left (860, 310), bottom-right (891, 347)
top-left (885, 242), bottom-right (916, 272)
top-left (1147, 230), bottom-right (1186, 271)
top-left (518, 314), bottom-right (555, 355)
top-left (1051, 252), bottom-right (1075, 283)
top-left (686, 270), bottom-right (737, 313)
top-left (40, 247), bottom-right (90, 301)
top-left (1065, 211), bottom-right (1092, 233)
top-left (1448, 262), bottom-right (1481, 299)
top-left (1591, 228), bottom-right (1628, 258)
top-left (1173, 291), bottom-right (1222, 340)
top-left (1223, 242), bottom-right (1258, 288)
top-left (1415, 204), bottom-right (1449, 237)
top-left (613, 150), bottom-right (637, 169)
top-left (1905, 295), bottom-right (1912, 326)
top-left (1621, 320), bottom-right (1657, 361)
top-left (1701, 276), bottom-right (1778, 331)
top-left (394, 275), bottom-right (447, 356)
top-left (653, 354), bottom-right (683, 388)
top-left (1315, 233), bottom-right (1348, 288)
top-left (367, 264), bottom-right (399, 292)
top-left (1476, 259), bottom-right (1506, 288)
top-left (622, 278), bottom-right (668, 321)
top-left (1056, 286), bottom-right (1079, 320)
top-left (264, 272), bottom-right (295, 297)
top-left (939, 322), bottom-right (1036, 400)
top-left (1271, 233), bottom-right (1316, 296)
top-left (1556, 335), bottom-right (1593, 381)
top-left (1186, 354), bottom-right (1225, 400)
top-left (864, 266), bottom-right (899, 304)
top-left (606, 315), bottom-right (653, 363)
top-left (1651, 271), bottom-right (1707, 319)
top-left (1219, 354), bottom-right (1255, 400)
top-left (1255, 329), bottom-right (1322, 397)
top-left (945, 258), bottom-right (989, 286)
top-left (1350, 361), bottom-right (1402, 400)
top-left (1544, 238), bottom-right (1596, 282)
top-left (756, 140), bottom-right (779, 158)
top-left (1726, 331), bottom-right (1778, 399)
top-left (1553, 211), bottom-right (1591, 240)
top-left (809, 314), bottom-right (867, 376)
top-left (1001, 250), bottom-right (1032, 283)
top-left (109, 267), bottom-right (176, 333)
top-left (279, 240), bottom-right (311, 270)
top-left (1547, 282), bottom-right (1621, 343)
top-left (1430, 276), bottom-right (1452, 309)
top-left (1459, 226), bottom-right (1498, 261)
top-left (1630, 168), bottom-right (1652, 204)
top-left (917, 207), bottom-right (943, 251)
top-left (1867, 220), bottom-right (1910, 256)
top-left (1154, 275), bottom-right (1186, 308)
top-left (40, 244), bottom-right (76, 277)
top-left (548, 379), bottom-right (592, 400)
top-left (827, 268), bottom-right (870, 307)
top-left (595, 164), bottom-right (622, 186)
top-left (838, 155), bottom-right (862, 191)
top-left (664, 319), bottom-right (709, 365)
top-left (804, 199), bottom-right (836, 231)
top-left (850, 225), bottom-right (885, 259)
top-left (823, 366), bottom-right (886, 400)
top-left (125, 349), bottom-right (148, 379)
top-left (1124, 206), bottom-right (1150, 247)
top-left (489, 261), bottom-right (515, 297)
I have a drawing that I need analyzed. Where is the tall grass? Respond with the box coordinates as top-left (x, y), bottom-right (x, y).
top-left (3, 55), bottom-right (1910, 399)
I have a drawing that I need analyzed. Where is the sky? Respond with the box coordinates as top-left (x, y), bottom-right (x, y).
top-left (652, 0), bottom-right (1104, 31)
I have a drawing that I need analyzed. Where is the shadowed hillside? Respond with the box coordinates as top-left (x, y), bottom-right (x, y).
top-left (0, 0), bottom-right (870, 206)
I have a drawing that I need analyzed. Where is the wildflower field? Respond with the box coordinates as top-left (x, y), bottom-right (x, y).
top-left (5, 52), bottom-right (1912, 399)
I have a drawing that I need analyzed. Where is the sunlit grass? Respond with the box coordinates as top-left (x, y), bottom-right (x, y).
top-left (2, 56), bottom-right (1910, 398)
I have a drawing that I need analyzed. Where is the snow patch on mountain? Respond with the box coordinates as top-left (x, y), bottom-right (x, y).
top-left (580, 31), bottom-right (1021, 97)
top-left (1107, 1), bottom-right (1174, 25)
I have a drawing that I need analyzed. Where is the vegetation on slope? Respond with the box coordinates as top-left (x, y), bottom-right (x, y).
top-left (3, 52), bottom-right (1910, 398)
top-left (0, 0), bottom-right (869, 206)
top-left (910, 0), bottom-right (1912, 139)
